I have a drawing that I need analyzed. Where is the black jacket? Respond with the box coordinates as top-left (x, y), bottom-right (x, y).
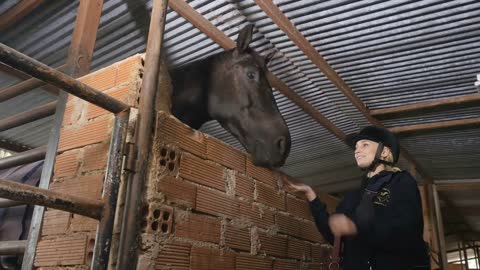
top-left (309, 170), bottom-right (430, 270)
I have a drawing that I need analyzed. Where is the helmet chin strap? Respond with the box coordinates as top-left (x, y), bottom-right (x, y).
top-left (360, 142), bottom-right (394, 173)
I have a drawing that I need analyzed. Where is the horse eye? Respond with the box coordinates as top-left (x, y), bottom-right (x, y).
top-left (247, 72), bottom-right (255, 80)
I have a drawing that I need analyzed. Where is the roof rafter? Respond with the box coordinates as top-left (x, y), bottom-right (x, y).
top-left (0, 137), bottom-right (31, 152)
top-left (0, 0), bottom-right (45, 32)
top-left (371, 93), bottom-right (480, 119)
top-left (390, 117), bottom-right (480, 135)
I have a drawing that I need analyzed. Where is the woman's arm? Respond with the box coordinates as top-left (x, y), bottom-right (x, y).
top-left (282, 176), bottom-right (337, 244)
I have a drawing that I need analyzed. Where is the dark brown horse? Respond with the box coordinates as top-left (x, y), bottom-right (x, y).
top-left (170, 25), bottom-right (291, 168)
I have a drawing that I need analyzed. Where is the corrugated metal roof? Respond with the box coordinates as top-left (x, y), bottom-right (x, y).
top-left (1, 0), bottom-right (479, 249)
top-left (1, 0), bottom-right (478, 180)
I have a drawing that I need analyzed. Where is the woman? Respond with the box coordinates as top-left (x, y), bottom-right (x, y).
top-left (284, 126), bottom-right (430, 270)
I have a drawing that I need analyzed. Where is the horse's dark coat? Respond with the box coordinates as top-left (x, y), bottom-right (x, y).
top-left (169, 25), bottom-right (291, 168)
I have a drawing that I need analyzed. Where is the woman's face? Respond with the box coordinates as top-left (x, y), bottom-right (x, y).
top-left (354, 139), bottom-right (379, 168)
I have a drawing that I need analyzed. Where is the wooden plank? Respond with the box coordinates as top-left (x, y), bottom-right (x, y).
top-left (66, 0), bottom-right (104, 77)
top-left (0, 138), bottom-right (31, 152)
top-left (0, 62), bottom-right (30, 80)
top-left (437, 182), bottom-right (480, 192)
top-left (168, 0), bottom-right (235, 50)
top-left (371, 94), bottom-right (480, 119)
top-left (0, 0), bottom-right (44, 31)
top-left (389, 117), bottom-right (480, 135)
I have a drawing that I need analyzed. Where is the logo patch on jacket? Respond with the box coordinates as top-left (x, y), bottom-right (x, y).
top-left (374, 187), bottom-right (391, 206)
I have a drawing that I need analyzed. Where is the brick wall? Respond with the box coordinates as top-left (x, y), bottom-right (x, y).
top-left (32, 54), bottom-right (339, 269)
top-left (34, 54), bottom-right (142, 269)
top-left (138, 112), bottom-right (338, 270)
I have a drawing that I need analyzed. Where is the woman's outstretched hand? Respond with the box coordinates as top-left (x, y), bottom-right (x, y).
top-left (329, 214), bottom-right (358, 237)
top-left (280, 174), bottom-right (317, 202)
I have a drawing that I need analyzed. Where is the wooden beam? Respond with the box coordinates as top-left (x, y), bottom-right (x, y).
top-left (390, 117), bottom-right (480, 135)
top-left (66, 0), bottom-right (103, 77)
top-left (0, 62), bottom-right (30, 79)
top-left (433, 184), bottom-right (449, 269)
top-left (437, 182), bottom-right (480, 192)
top-left (0, 138), bottom-right (31, 153)
top-left (169, 0), bottom-right (235, 50)
top-left (0, 63), bottom-right (62, 97)
top-left (254, 0), bottom-right (375, 124)
top-left (371, 94), bottom-right (480, 119)
top-left (0, 0), bottom-right (45, 31)
top-left (444, 206), bottom-right (480, 217)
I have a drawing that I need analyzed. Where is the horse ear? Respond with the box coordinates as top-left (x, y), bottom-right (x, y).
top-left (237, 24), bottom-right (254, 53)
top-left (264, 51), bottom-right (276, 66)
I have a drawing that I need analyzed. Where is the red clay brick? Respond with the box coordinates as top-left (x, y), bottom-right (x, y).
top-left (70, 215), bottom-right (98, 232)
top-left (115, 54), bottom-right (141, 86)
top-left (246, 159), bottom-right (276, 186)
top-left (239, 202), bottom-right (275, 229)
top-left (179, 153), bottom-right (225, 191)
top-left (50, 174), bottom-right (104, 200)
top-left (206, 137), bottom-right (246, 173)
top-left (280, 173), bottom-right (309, 200)
top-left (156, 241), bottom-right (191, 269)
top-left (235, 173), bottom-right (254, 200)
top-left (287, 195), bottom-right (313, 221)
top-left (258, 232), bottom-right (287, 257)
top-left (175, 213), bottom-right (221, 243)
top-left (236, 254), bottom-right (273, 270)
top-left (311, 244), bottom-right (328, 263)
top-left (156, 176), bottom-right (196, 208)
top-left (273, 258), bottom-right (301, 270)
top-left (195, 188), bottom-right (239, 218)
top-left (287, 237), bottom-right (311, 260)
top-left (144, 204), bottom-right (173, 234)
top-left (156, 112), bottom-right (206, 158)
top-left (256, 182), bottom-right (285, 210)
top-left (306, 262), bottom-right (323, 270)
top-left (34, 235), bottom-right (87, 267)
top-left (276, 213), bottom-right (302, 238)
top-left (62, 103), bottom-right (75, 126)
top-left (86, 86), bottom-right (129, 120)
top-left (58, 116), bottom-right (111, 152)
top-left (224, 225), bottom-right (250, 252)
top-left (190, 246), bottom-right (235, 270)
top-left (41, 210), bottom-right (70, 236)
top-left (81, 143), bottom-right (109, 172)
top-left (54, 149), bottom-right (80, 178)
top-left (300, 221), bottom-right (324, 243)
top-left (78, 65), bottom-right (117, 91)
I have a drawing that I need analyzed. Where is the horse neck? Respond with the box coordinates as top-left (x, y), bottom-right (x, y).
top-left (170, 55), bottom-right (220, 129)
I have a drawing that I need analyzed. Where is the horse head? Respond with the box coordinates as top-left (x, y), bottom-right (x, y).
top-left (207, 25), bottom-right (291, 168)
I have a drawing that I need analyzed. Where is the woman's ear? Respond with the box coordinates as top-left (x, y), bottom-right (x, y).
top-left (381, 146), bottom-right (391, 159)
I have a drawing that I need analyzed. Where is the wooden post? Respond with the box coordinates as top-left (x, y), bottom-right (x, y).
top-left (432, 184), bottom-right (449, 270)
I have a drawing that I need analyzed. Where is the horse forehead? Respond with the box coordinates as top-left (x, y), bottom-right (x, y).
top-left (231, 52), bottom-right (264, 68)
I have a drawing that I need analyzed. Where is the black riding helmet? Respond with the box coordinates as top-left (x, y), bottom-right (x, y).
top-left (346, 126), bottom-right (400, 169)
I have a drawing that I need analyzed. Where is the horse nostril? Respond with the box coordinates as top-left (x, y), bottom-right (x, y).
top-left (275, 136), bottom-right (287, 155)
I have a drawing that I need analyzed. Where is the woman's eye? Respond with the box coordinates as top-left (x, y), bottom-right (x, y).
top-left (247, 72), bottom-right (255, 80)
